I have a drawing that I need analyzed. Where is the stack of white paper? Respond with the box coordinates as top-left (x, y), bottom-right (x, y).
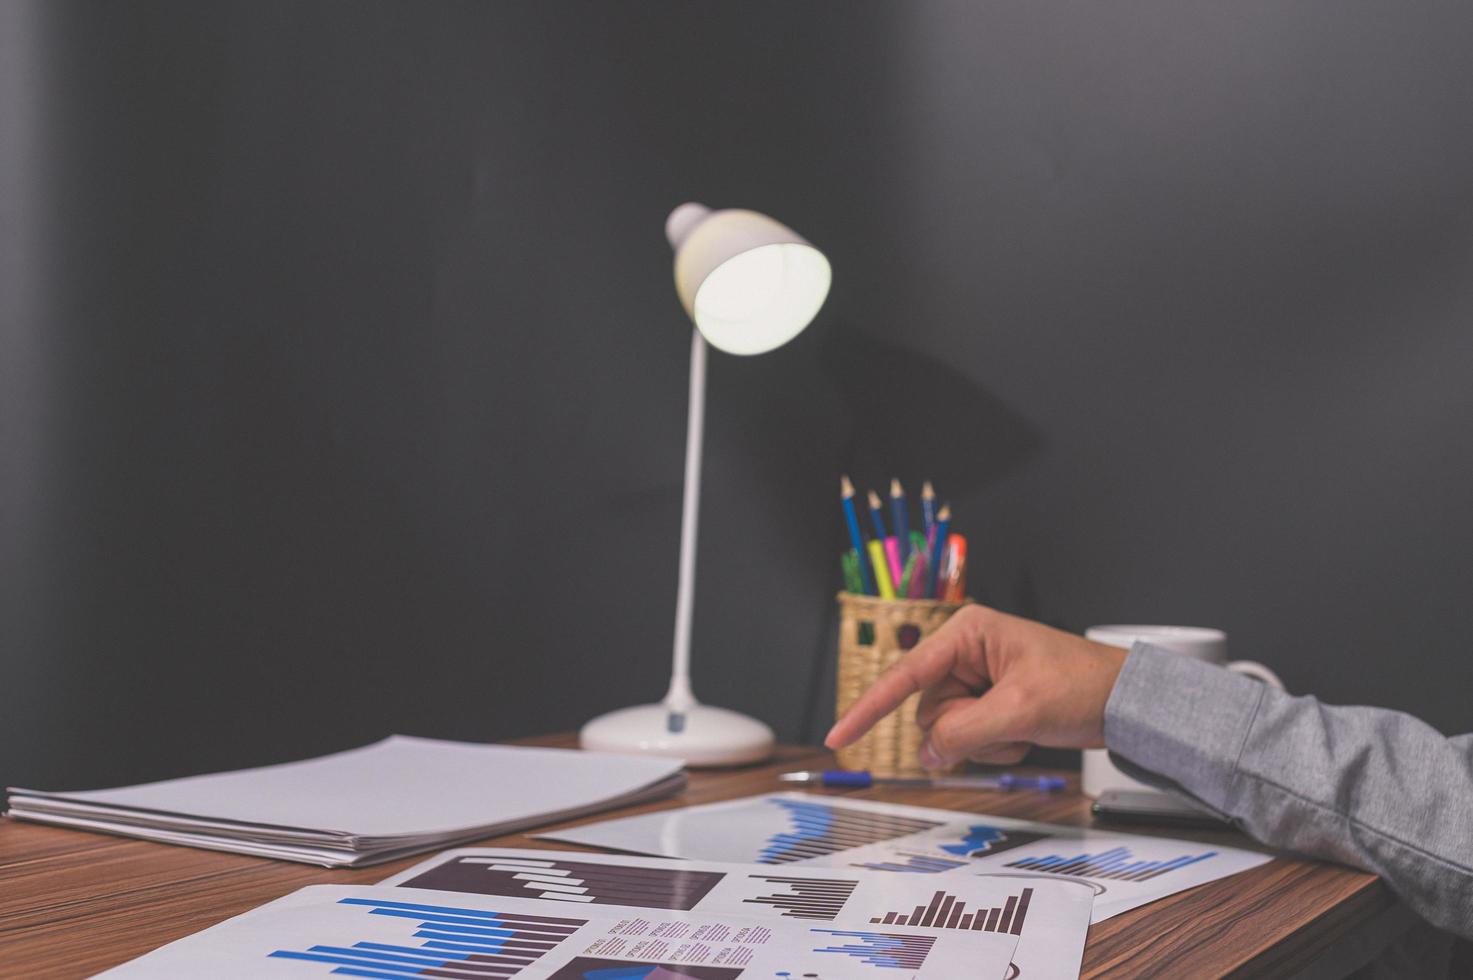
top-left (4, 736), bottom-right (685, 867)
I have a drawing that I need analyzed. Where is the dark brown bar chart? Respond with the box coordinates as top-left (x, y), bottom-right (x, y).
top-left (401, 855), bottom-right (725, 911)
top-left (740, 874), bottom-right (859, 919)
top-left (868, 887), bottom-right (1033, 936)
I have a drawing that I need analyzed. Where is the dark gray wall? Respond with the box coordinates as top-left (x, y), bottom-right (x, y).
top-left (3, 0), bottom-right (1471, 794)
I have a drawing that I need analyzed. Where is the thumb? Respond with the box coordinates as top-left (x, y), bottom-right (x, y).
top-left (918, 686), bottom-right (1030, 769)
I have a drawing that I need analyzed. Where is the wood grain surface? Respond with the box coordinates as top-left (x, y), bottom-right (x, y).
top-left (0, 735), bottom-right (1399, 978)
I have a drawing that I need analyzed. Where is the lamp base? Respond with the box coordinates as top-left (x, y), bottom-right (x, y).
top-left (580, 703), bottom-right (775, 768)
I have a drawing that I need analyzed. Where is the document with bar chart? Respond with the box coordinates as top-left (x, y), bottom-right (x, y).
top-left (94, 884), bottom-right (1018, 979)
top-left (542, 792), bottom-right (1271, 923)
top-left (383, 848), bottom-right (1092, 980)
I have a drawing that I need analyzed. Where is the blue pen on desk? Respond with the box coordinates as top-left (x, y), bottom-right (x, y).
top-left (780, 770), bottom-right (1066, 792)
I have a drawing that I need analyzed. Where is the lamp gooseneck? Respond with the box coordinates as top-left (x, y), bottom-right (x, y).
top-left (661, 326), bottom-right (706, 731)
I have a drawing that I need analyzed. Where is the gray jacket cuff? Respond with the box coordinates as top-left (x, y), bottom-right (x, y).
top-left (1102, 642), bottom-right (1268, 815)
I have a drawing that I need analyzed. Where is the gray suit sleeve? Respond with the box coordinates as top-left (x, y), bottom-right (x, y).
top-left (1102, 643), bottom-right (1473, 938)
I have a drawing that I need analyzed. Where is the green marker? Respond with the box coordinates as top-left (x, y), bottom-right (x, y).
top-left (841, 549), bottom-right (864, 595)
top-left (842, 549), bottom-right (876, 644)
top-left (898, 549), bottom-right (920, 596)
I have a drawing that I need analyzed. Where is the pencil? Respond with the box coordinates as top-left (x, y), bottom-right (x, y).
top-left (865, 490), bottom-right (889, 542)
top-left (840, 476), bottom-right (876, 595)
top-left (889, 479), bottom-right (911, 561)
top-left (926, 504), bottom-right (951, 599)
top-left (921, 480), bottom-right (937, 536)
top-left (868, 490), bottom-right (903, 585)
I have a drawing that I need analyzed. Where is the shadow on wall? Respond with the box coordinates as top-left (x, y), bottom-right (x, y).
top-left (788, 323), bottom-right (1046, 741)
top-left (823, 326), bottom-right (1044, 493)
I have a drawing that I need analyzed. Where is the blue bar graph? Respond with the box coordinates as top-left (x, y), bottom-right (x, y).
top-left (1005, 845), bottom-right (1219, 881)
top-left (758, 799), bottom-right (941, 864)
top-left (267, 897), bottom-right (586, 978)
top-left (809, 929), bottom-right (936, 969)
top-left (853, 851), bottom-right (969, 874)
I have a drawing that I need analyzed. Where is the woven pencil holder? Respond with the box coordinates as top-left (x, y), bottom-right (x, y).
top-left (835, 592), bottom-right (967, 775)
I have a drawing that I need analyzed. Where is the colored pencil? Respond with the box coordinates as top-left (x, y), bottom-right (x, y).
top-left (926, 504), bottom-right (951, 599)
top-left (867, 539), bottom-right (896, 599)
top-left (866, 490), bottom-right (900, 583)
top-left (889, 479), bottom-right (911, 560)
top-left (840, 476), bottom-right (875, 595)
top-left (921, 480), bottom-right (937, 535)
top-left (866, 489), bottom-right (888, 540)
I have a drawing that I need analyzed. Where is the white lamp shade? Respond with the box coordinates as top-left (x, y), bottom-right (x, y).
top-left (666, 203), bottom-right (831, 356)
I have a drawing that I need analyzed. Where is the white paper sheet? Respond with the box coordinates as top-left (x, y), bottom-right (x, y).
top-left (96, 883), bottom-right (1022, 979)
top-left (10, 737), bottom-right (685, 840)
top-left (381, 847), bottom-right (1093, 980)
top-left (538, 792), bottom-right (1273, 923)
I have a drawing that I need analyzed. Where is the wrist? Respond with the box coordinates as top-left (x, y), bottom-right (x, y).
top-left (1086, 641), bottom-right (1129, 746)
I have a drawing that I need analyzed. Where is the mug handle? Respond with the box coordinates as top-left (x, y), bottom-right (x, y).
top-left (1228, 659), bottom-right (1283, 689)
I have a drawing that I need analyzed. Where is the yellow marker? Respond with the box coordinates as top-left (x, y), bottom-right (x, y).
top-left (867, 539), bottom-right (896, 599)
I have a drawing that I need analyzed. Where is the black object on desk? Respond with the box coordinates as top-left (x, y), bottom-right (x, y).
top-left (1091, 789), bottom-right (1231, 830)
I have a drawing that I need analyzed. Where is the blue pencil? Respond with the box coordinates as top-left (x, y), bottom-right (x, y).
top-left (921, 480), bottom-right (937, 536)
top-left (926, 503), bottom-right (952, 599)
top-left (840, 475), bottom-right (876, 595)
top-left (866, 489), bottom-right (889, 542)
top-left (889, 479), bottom-right (911, 559)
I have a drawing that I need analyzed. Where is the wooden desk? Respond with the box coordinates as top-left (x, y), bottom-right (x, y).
top-left (0, 736), bottom-right (1404, 978)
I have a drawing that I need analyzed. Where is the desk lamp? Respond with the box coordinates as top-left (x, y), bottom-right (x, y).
top-left (579, 203), bottom-right (832, 766)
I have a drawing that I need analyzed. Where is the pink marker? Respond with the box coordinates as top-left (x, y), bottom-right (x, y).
top-left (883, 536), bottom-right (904, 588)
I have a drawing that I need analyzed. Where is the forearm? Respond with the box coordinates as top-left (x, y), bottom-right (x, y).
top-left (1103, 644), bottom-right (1473, 938)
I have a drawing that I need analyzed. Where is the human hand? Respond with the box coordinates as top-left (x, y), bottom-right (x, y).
top-left (825, 604), bottom-right (1129, 770)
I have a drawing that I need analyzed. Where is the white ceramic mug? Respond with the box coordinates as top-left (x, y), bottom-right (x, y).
top-left (1081, 625), bottom-right (1283, 798)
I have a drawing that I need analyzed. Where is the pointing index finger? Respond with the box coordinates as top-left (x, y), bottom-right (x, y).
top-left (824, 607), bottom-right (982, 749)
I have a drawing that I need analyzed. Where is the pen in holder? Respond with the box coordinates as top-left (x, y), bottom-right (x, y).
top-left (835, 592), bottom-right (967, 776)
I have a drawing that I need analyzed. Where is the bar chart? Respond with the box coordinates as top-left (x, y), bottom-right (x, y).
top-left (852, 851), bottom-right (970, 874)
top-left (267, 896), bottom-right (585, 978)
top-left (1005, 846), bottom-right (1219, 880)
top-left (759, 798), bottom-right (942, 864)
top-left (740, 874), bottom-right (859, 919)
top-left (809, 929), bottom-right (937, 969)
top-left (400, 855), bottom-right (725, 911)
top-left (866, 887), bottom-right (1033, 935)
